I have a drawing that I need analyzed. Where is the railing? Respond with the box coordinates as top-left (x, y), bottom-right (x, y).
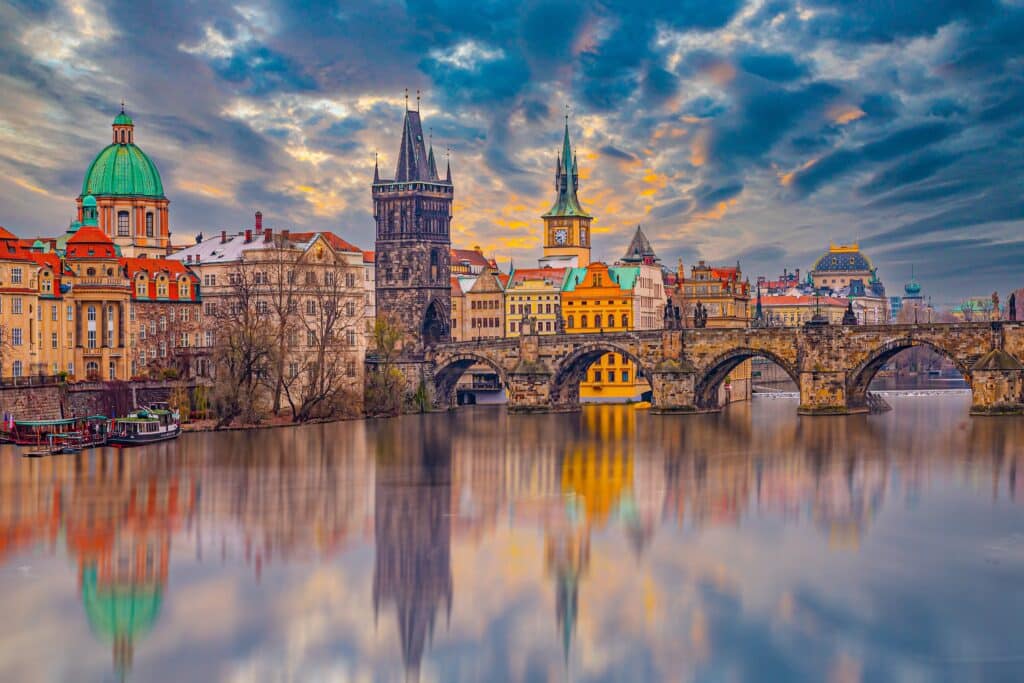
top-left (74, 277), bottom-right (131, 289)
top-left (0, 374), bottom-right (65, 387)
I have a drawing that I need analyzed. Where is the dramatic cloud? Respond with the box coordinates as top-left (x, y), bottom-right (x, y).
top-left (0, 0), bottom-right (1022, 303)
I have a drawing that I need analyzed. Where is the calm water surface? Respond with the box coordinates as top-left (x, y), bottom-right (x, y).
top-left (2, 395), bottom-right (1023, 682)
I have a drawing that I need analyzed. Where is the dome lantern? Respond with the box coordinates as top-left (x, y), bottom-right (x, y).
top-left (112, 102), bottom-right (134, 145)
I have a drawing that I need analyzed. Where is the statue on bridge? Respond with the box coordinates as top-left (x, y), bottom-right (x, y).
top-left (664, 301), bottom-right (682, 330)
top-left (842, 301), bottom-right (858, 326)
top-left (1010, 292), bottom-right (1017, 322)
top-left (693, 302), bottom-right (708, 329)
top-left (992, 291), bottom-right (1000, 320)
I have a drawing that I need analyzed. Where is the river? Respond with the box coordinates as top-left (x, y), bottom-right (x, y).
top-left (1, 394), bottom-right (1023, 682)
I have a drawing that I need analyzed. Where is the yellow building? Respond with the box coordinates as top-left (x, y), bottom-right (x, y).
top-left (761, 295), bottom-right (849, 326)
top-left (562, 262), bottom-right (654, 401)
top-left (504, 267), bottom-right (569, 336)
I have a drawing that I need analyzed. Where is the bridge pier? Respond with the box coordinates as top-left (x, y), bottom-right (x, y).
top-left (798, 370), bottom-right (864, 416)
top-left (506, 366), bottom-right (558, 413)
top-left (970, 350), bottom-right (1024, 415)
top-left (649, 364), bottom-right (699, 414)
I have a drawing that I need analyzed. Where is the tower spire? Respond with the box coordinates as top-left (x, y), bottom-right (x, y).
top-left (373, 151), bottom-right (380, 183)
top-left (445, 146), bottom-right (451, 183)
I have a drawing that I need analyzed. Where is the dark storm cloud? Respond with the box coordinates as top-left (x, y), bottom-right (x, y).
top-left (801, 0), bottom-right (997, 44)
top-left (858, 151), bottom-right (962, 196)
top-left (737, 51), bottom-right (809, 82)
top-left (210, 45), bottom-right (318, 96)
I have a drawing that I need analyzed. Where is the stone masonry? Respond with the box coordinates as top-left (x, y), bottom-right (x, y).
top-left (425, 322), bottom-right (1024, 416)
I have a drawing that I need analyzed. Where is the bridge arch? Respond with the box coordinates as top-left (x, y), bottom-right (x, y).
top-left (432, 352), bottom-right (509, 408)
top-left (845, 337), bottom-right (973, 408)
top-left (694, 347), bottom-right (799, 410)
top-left (550, 341), bottom-right (651, 409)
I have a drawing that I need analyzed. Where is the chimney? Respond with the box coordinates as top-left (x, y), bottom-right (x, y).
top-left (221, 230), bottom-right (227, 244)
top-left (255, 210), bottom-right (263, 234)
top-left (796, 268), bottom-right (801, 281)
top-left (264, 228), bottom-right (273, 243)
top-left (245, 229), bottom-right (252, 243)
top-left (282, 229), bottom-right (290, 242)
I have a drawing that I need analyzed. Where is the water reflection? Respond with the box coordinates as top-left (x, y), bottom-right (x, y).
top-left (1, 396), bottom-right (1023, 681)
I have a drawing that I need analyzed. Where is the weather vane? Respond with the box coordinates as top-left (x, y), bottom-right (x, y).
top-left (416, 89), bottom-right (421, 111)
top-left (404, 88), bottom-right (409, 110)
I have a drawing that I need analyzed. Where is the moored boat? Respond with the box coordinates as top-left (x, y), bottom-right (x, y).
top-left (3, 415), bottom-right (109, 450)
top-left (107, 404), bottom-right (181, 446)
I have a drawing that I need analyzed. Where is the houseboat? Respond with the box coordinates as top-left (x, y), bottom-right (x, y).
top-left (2, 415), bottom-right (109, 450)
top-left (107, 405), bottom-right (181, 446)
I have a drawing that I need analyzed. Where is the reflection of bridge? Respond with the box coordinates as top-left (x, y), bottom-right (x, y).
top-left (427, 322), bottom-right (1024, 415)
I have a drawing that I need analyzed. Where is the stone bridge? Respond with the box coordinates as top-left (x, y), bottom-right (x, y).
top-left (425, 322), bottom-right (1024, 416)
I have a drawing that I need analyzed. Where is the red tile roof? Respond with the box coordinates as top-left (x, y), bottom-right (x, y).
top-left (451, 248), bottom-right (491, 268)
top-left (450, 276), bottom-right (462, 294)
top-left (66, 227), bottom-right (117, 258)
top-left (121, 257), bottom-right (200, 301)
top-left (508, 267), bottom-right (567, 286)
top-left (362, 251), bottom-right (375, 263)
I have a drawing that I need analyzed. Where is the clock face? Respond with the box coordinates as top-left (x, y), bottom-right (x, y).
top-left (553, 229), bottom-right (568, 245)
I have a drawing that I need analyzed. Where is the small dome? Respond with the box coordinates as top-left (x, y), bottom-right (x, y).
top-left (82, 194), bottom-right (97, 208)
top-left (904, 279), bottom-right (921, 295)
top-left (81, 143), bottom-right (164, 198)
top-left (113, 111), bottom-right (133, 126)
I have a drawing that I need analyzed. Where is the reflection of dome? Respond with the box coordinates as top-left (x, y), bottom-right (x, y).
top-left (811, 244), bottom-right (874, 273)
top-left (81, 113), bottom-right (164, 198)
top-left (81, 565), bottom-right (163, 676)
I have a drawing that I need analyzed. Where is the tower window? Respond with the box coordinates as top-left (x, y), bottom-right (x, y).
top-left (118, 211), bottom-right (130, 236)
top-left (146, 213), bottom-right (154, 237)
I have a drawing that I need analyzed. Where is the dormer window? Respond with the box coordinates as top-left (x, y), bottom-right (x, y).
top-left (178, 279), bottom-right (189, 298)
top-left (86, 267), bottom-right (96, 276)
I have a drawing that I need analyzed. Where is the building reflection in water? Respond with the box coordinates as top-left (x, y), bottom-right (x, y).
top-left (373, 416), bottom-right (453, 683)
top-left (1, 396), bottom-right (1023, 680)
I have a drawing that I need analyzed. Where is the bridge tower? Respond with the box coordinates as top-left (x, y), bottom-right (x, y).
top-left (372, 101), bottom-right (454, 352)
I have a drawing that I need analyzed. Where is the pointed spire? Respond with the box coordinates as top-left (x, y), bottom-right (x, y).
top-left (445, 146), bottom-right (452, 183)
top-left (373, 151), bottom-right (380, 183)
top-left (544, 111), bottom-right (591, 219)
top-left (427, 138), bottom-right (439, 181)
top-left (620, 225), bottom-right (658, 265)
top-left (394, 107), bottom-right (430, 182)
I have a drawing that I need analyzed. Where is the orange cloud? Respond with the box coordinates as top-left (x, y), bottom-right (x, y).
top-left (779, 157), bottom-right (820, 187)
top-left (829, 105), bottom-right (865, 125)
top-left (690, 130), bottom-right (710, 167)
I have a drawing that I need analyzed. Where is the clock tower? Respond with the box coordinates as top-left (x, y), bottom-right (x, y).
top-left (541, 118), bottom-right (592, 267)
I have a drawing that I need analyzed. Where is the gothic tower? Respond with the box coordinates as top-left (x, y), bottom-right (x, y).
top-left (541, 117), bottom-right (592, 267)
top-left (372, 105), bottom-right (454, 351)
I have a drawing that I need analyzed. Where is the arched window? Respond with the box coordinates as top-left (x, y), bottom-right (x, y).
top-left (581, 314), bottom-right (588, 328)
top-left (108, 360), bottom-right (116, 380)
top-left (86, 267), bottom-right (96, 276)
top-left (87, 306), bottom-right (96, 322)
top-left (567, 315), bottom-right (574, 329)
top-left (430, 249), bottom-right (440, 281)
top-left (117, 211), bottom-right (130, 236)
top-left (594, 314), bottom-right (602, 328)
top-left (146, 213), bottom-right (154, 237)
top-left (621, 313), bottom-right (629, 328)
top-left (86, 361), bottom-right (99, 379)
top-left (178, 279), bottom-right (189, 298)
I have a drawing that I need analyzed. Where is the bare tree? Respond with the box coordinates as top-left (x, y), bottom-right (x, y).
top-left (209, 266), bottom-right (275, 427)
top-left (260, 241), bottom-right (304, 415)
top-left (281, 261), bottom-right (363, 422)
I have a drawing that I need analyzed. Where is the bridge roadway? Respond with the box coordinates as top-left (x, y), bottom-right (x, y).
top-left (424, 322), bottom-right (1024, 415)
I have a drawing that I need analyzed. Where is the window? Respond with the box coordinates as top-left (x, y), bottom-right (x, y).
top-left (581, 314), bottom-right (588, 328)
top-left (11, 267), bottom-right (21, 284)
top-left (109, 361), bottom-right (116, 380)
top-left (288, 362), bottom-right (299, 379)
top-left (11, 328), bottom-right (22, 346)
top-left (179, 280), bottom-right (189, 298)
top-left (12, 361), bottom-right (22, 377)
top-left (345, 273), bottom-right (356, 287)
top-left (12, 298), bottom-right (22, 315)
top-left (160, 316), bottom-right (167, 332)
top-left (346, 360), bottom-right (356, 377)
top-left (621, 313), bottom-right (629, 328)
top-left (205, 331), bottom-right (213, 347)
top-left (567, 315), bottom-right (574, 329)
top-left (592, 370), bottom-right (601, 383)
top-left (140, 326), bottom-right (146, 340)
top-left (594, 314), bottom-right (602, 328)
top-left (159, 341), bottom-right (166, 358)
top-left (307, 330), bottom-right (316, 346)
top-left (345, 301), bottom-right (356, 317)
top-left (621, 370), bottom-right (629, 383)
top-left (51, 305), bottom-right (57, 321)
top-left (67, 305), bottom-right (73, 321)
top-left (118, 211), bottom-right (130, 236)
top-left (346, 329), bottom-right (356, 346)
top-left (306, 271), bottom-right (316, 285)
top-left (87, 306), bottom-right (96, 322)
top-left (136, 279), bottom-right (147, 296)
top-left (180, 332), bottom-right (188, 347)
top-left (169, 308), bottom-right (176, 323)
top-left (40, 277), bottom-right (52, 292)
top-left (256, 301), bottom-right (268, 315)
top-left (156, 278), bottom-right (168, 297)
top-left (67, 361), bottom-right (73, 375)
top-left (51, 332), bottom-right (57, 349)
top-left (204, 274), bottom-right (216, 287)
top-left (306, 300), bottom-right (316, 315)
top-left (146, 212), bottom-right (154, 237)
top-left (87, 330), bottom-right (96, 348)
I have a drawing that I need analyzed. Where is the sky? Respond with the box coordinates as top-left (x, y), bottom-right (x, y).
top-left (0, 0), bottom-right (1022, 305)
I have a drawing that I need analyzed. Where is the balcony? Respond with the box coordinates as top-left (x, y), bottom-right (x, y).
top-left (74, 277), bottom-right (130, 289)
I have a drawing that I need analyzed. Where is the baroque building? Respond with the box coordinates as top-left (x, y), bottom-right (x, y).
top-left (78, 107), bottom-right (170, 257)
top-left (372, 106), bottom-right (453, 351)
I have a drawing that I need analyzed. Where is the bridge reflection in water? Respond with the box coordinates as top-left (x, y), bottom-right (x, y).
top-left (1, 397), bottom-right (1023, 681)
top-left (429, 322), bottom-right (1024, 415)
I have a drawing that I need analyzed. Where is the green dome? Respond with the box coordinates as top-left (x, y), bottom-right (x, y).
top-left (83, 194), bottom-right (97, 207)
top-left (81, 143), bottom-right (165, 198)
top-left (113, 112), bottom-right (133, 126)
